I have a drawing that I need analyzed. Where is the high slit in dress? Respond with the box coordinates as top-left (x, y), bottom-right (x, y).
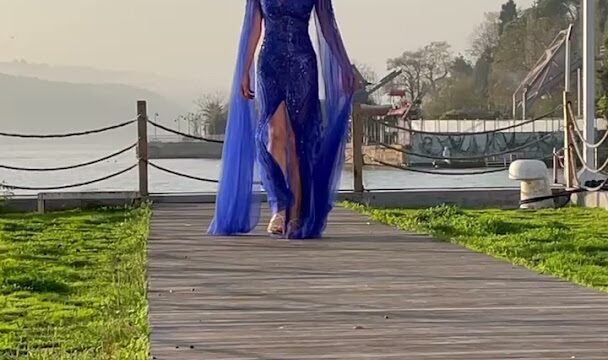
top-left (209, 0), bottom-right (354, 239)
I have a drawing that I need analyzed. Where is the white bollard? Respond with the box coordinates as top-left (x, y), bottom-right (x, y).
top-left (509, 160), bottom-right (554, 209)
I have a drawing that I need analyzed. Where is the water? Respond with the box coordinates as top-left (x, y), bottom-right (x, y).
top-left (0, 142), bottom-right (522, 196)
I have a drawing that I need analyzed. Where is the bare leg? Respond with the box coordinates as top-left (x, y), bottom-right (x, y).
top-left (267, 103), bottom-right (288, 232)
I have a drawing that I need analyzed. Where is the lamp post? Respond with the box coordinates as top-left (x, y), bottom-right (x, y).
top-left (580, 0), bottom-right (597, 179)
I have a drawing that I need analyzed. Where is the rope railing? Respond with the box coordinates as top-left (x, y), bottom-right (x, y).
top-left (377, 132), bottom-right (559, 161)
top-left (0, 143), bottom-right (136, 172)
top-left (1, 164), bottom-right (137, 191)
top-left (2, 99), bottom-right (597, 204)
top-left (568, 102), bottom-right (608, 149)
top-left (147, 119), bottom-right (225, 144)
top-left (553, 100), bottom-right (608, 193)
top-left (147, 161), bottom-right (219, 183)
top-left (369, 106), bottom-right (562, 137)
top-left (0, 119), bottom-right (136, 139)
top-left (364, 155), bottom-right (509, 176)
top-left (147, 160), bottom-right (264, 185)
top-left (569, 132), bottom-right (608, 174)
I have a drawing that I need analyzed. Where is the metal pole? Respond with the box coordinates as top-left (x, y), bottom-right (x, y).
top-left (565, 24), bottom-right (573, 92)
top-left (512, 94), bottom-right (517, 120)
top-left (582, 0), bottom-right (596, 170)
top-left (552, 148), bottom-right (558, 185)
top-left (563, 92), bottom-right (574, 188)
top-left (577, 67), bottom-right (582, 118)
top-left (522, 87), bottom-right (527, 120)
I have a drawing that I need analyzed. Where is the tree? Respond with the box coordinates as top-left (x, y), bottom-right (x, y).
top-left (387, 49), bottom-right (427, 101)
top-left (387, 41), bottom-right (452, 101)
top-left (534, 0), bottom-right (578, 22)
top-left (352, 61), bottom-right (381, 104)
top-left (469, 12), bottom-right (501, 60)
top-left (422, 42), bottom-right (452, 93)
top-left (488, 4), bottom-right (574, 111)
top-left (499, 0), bottom-right (518, 35)
top-left (451, 55), bottom-right (474, 77)
top-left (473, 49), bottom-right (493, 101)
top-left (424, 57), bottom-right (487, 118)
top-left (195, 92), bottom-right (229, 135)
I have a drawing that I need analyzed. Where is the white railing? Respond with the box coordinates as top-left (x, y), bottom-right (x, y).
top-left (409, 118), bottom-right (607, 134)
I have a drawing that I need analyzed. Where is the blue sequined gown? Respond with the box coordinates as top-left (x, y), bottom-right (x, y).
top-left (209, 0), bottom-right (354, 239)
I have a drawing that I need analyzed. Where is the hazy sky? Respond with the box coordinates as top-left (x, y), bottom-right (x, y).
top-left (2, 0), bottom-right (535, 91)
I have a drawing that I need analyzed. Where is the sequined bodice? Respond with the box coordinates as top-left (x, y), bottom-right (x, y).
top-left (260, 0), bottom-right (315, 53)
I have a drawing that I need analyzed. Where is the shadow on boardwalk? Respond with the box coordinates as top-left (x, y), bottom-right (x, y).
top-left (148, 204), bottom-right (608, 360)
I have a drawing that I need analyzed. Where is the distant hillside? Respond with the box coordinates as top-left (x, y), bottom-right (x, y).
top-left (0, 60), bottom-right (204, 109)
top-left (0, 73), bottom-right (185, 141)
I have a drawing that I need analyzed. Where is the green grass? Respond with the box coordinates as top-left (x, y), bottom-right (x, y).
top-left (0, 206), bottom-right (151, 360)
top-left (344, 203), bottom-right (608, 293)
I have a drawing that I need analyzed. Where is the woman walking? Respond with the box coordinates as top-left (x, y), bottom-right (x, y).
top-left (209, 0), bottom-right (356, 239)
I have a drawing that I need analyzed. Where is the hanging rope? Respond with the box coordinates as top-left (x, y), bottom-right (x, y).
top-left (147, 161), bottom-right (220, 183)
top-left (378, 133), bottom-right (558, 161)
top-left (147, 120), bottom-right (225, 143)
top-left (146, 161), bottom-right (264, 185)
top-left (570, 132), bottom-right (608, 174)
top-left (568, 103), bottom-right (608, 149)
top-left (365, 156), bottom-right (508, 176)
top-left (0, 143), bottom-right (136, 172)
top-left (0, 119), bottom-right (136, 138)
top-left (1, 164), bottom-right (137, 191)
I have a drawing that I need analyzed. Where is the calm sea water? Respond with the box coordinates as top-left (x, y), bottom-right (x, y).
top-left (0, 141), bottom-right (523, 196)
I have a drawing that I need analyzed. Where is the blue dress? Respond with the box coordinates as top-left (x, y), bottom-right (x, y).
top-left (209, 0), bottom-right (354, 239)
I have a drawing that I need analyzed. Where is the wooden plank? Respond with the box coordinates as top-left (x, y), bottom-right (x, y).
top-left (148, 204), bottom-right (608, 359)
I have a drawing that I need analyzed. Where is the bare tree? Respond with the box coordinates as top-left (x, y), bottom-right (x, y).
top-left (469, 12), bottom-right (501, 60)
top-left (388, 49), bottom-right (427, 101)
top-left (422, 41), bottom-right (452, 93)
top-left (387, 41), bottom-right (452, 101)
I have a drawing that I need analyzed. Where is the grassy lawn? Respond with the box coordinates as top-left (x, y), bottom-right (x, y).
top-left (0, 206), bottom-right (150, 360)
top-left (344, 203), bottom-right (608, 293)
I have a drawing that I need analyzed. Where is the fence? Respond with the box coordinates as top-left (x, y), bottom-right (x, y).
top-left (1, 99), bottom-right (606, 203)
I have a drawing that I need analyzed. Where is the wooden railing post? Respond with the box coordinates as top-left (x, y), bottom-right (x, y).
top-left (351, 103), bottom-right (364, 193)
top-left (563, 92), bottom-right (575, 189)
top-left (137, 100), bottom-right (149, 199)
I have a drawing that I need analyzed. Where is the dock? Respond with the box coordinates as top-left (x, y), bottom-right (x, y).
top-left (148, 204), bottom-right (608, 359)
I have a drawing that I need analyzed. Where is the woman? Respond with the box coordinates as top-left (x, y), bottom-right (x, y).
top-left (209, 0), bottom-right (356, 239)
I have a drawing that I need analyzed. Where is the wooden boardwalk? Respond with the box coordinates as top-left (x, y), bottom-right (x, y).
top-left (148, 204), bottom-right (608, 360)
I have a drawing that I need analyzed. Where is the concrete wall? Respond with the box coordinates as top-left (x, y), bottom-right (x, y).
top-left (2, 189), bottom-right (522, 213)
top-left (148, 141), bottom-right (223, 159)
top-left (344, 144), bottom-right (405, 165)
top-left (572, 191), bottom-right (608, 210)
top-left (407, 132), bottom-right (564, 165)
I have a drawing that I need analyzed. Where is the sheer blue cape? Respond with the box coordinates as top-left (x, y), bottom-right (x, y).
top-left (208, 0), bottom-right (353, 239)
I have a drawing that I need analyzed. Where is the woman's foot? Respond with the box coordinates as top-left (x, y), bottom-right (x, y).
top-left (287, 218), bottom-right (301, 238)
top-left (267, 213), bottom-right (286, 236)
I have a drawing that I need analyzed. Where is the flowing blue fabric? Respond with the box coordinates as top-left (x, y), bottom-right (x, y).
top-left (209, 0), bottom-right (354, 239)
top-left (207, 0), bottom-right (261, 235)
